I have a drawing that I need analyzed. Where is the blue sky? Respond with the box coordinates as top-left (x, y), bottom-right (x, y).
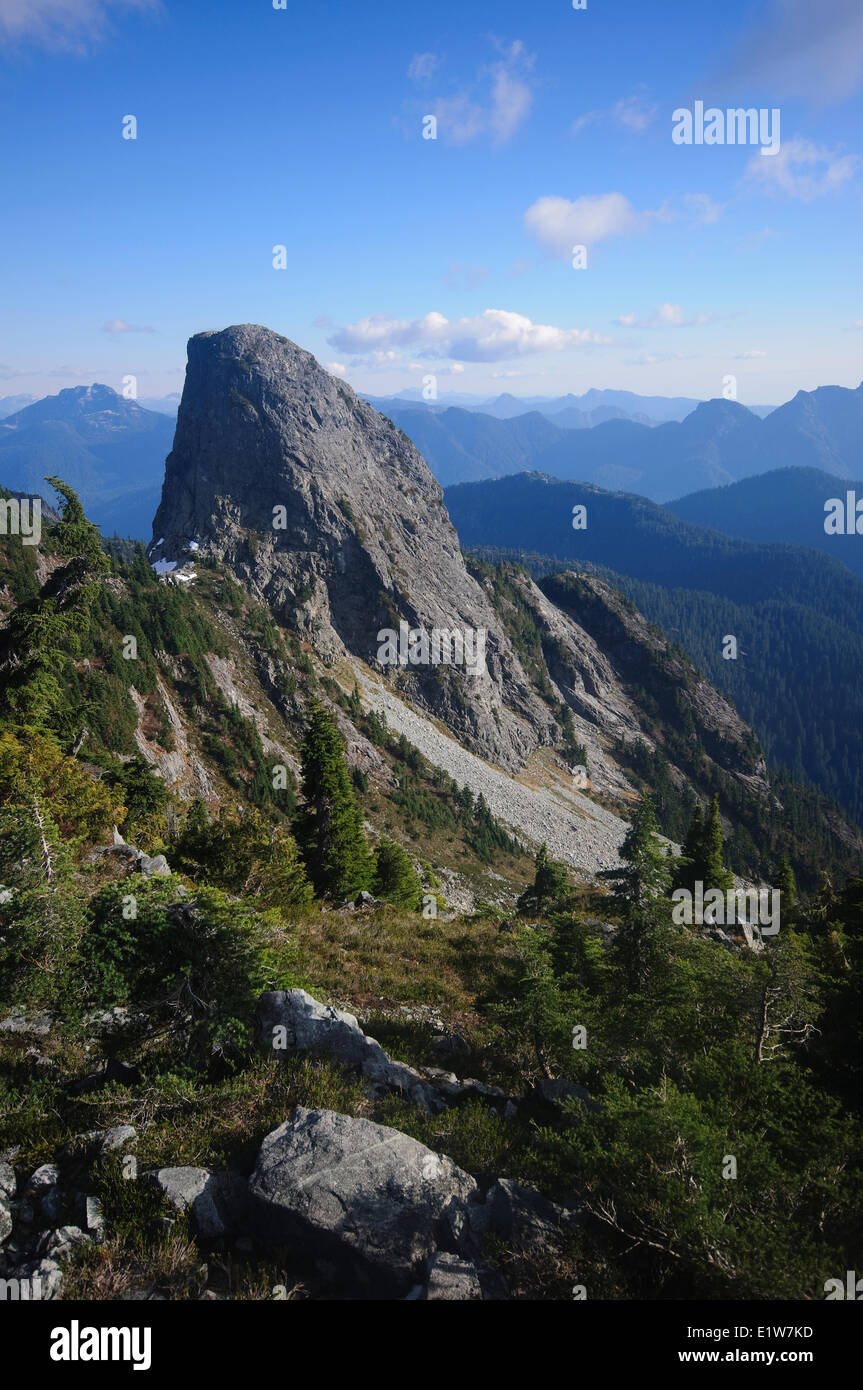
top-left (1, 0), bottom-right (862, 405)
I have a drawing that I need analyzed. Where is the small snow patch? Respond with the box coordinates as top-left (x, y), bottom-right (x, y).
top-left (152, 559), bottom-right (177, 574)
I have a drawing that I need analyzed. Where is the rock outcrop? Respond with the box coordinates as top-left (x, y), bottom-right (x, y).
top-left (248, 1107), bottom-right (478, 1296)
top-left (150, 324), bottom-right (556, 772)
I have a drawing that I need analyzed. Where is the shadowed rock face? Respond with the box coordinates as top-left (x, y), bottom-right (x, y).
top-left (150, 323), bottom-right (555, 771)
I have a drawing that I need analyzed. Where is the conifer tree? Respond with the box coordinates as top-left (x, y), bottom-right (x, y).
top-left (673, 801), bottom-right (703, 892)
top-left (517, 843), bottom-right (570, 915)
top-left (293, 700), bottom-right (371, 898)
top-left (702, 793), bottom-right (734, 894)
top-left (599, 792), bottom-right (672, 990)
top-left (372, 837), bottom-right (422, 909)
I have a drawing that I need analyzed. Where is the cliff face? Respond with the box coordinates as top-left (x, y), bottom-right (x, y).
top-left (150, 324), bottom-right (556, 771)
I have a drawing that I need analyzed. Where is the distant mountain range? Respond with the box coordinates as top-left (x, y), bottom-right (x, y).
top-left (0, 384), bottom-right (174, 538)
top-left (366, 387), bottom-right (776, 423)
top-left (382, 382), bottom-right (863, 497)
top-left (445, 471), bottom-right (863, 828)
top-left (669, 467), bottom-right (863, 580)
top-left (0, 394), bottom-right (37, 419)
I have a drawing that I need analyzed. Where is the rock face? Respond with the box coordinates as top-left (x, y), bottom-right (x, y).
top-left (248, 1107), bottom-right (478, 1296)
top-left (150, 324), bottom-right (555, 771)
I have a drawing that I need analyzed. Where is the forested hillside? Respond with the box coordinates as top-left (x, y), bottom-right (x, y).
top-left (1, 483), bottom-right (862, 1304)
top-left (447, 473), bottom-right (863, 828)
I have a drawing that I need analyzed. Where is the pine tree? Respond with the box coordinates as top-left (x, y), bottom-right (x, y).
top-left (702, 793), bottom-right (734, 894)
top-left (517, 843), bottom-right (570, 915)
top-left (293, 700), bottom-right (371, 899)
top-left (372, 838), bottom-right (422, 909)
top-left (673, 801), bottom-right (703, 892)
top-left (599, 792), bottom-right (672, 990)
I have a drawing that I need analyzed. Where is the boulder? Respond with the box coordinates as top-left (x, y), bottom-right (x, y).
top-left (422, 1251), bottom-right (483, 1301)
top-left (149, 1167), bottom-right (248, 1239)
top-left (73, 1125), bottom-right (137, 1154)
top-left (12, 1257), bottom-right (64, 1300)
top-left (259, 989), bottom-right (437, 1111)
top-left (138, 852), bottom-right (170, 878)
top-left (35, 1225), bottom-right (91, 1259)
top-left (464, 1178), bottom-right (581, 1257)
top-left (249, 1107), bottom-right (478, 1296)
top-left (85, 1196), bottom-right (105, 1239)
top-left (0, 1163), bottom-right (15, 1199)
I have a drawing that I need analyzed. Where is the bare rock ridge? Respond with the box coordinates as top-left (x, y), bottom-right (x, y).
top-left (150, 324), bottom-right (555, 772)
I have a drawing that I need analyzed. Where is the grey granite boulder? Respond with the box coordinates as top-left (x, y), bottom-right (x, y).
top-left (422, 1251), bottom-right (484, 1301)
top-left (463, 1178), bottom-right (581, 1257)
top-left (259, 988), bottom-right (438, 1111)
top-left (249, 1106), bottom-right (478, 1296)
top-left (148, 1167), bottom-right (249, 1239)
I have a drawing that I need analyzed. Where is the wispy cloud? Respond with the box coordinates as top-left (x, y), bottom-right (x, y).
top-left (734, 349), bottom-right (768, 359)
top-left (744, 136), bottom-right (858, 199)
top-left (102, 318), bottom-right (155, 334)
top-left (571, 89), bottom-right (658, 137)
top-left (0, 0), bottom-right (159, 53)
top-left (423, 38), bottom-right (535, 146)
top-left (329, 308), bottom-right (609, 363)
top-left (683, 193), bottom-right (723, 225)
top-left (616, 304), bottom-right (713, 329)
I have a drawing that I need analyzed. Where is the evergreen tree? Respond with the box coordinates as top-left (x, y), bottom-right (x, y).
top-left (1, 479), bottom-right (108, 734)
top-left (293, 700), bottom-right (371, 899)
top-left (372, 838), bottom-right (422, 909)
top-left (517, 843), bottom-right (570, 915)
top-left (673, 801), bottom-right (703, 893)
top-left (702, 793), bottom-right (735, 894)
top-left (599, 792), bottom-right (673, 990)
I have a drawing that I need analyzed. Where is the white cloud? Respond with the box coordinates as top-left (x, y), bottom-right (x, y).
top-left (0, 0), bottom-right (158, 51)
top-left (489, 66), bottom-right (533, 143)
top-left (571, 110), bottom-right (602, 136)
top-left (725, 0), bottom-right (863, 104)
top-left (426, 37), bottom-right (534, 146)
top-left (684, 193), bottom-right (723, 224)
top-left (745, 136), bottom-right (858, 199)
top-left (102, 318), bottom-right (155, 334)
top-left (616, 304), bottom-right (713, 328)
top-left (524, 193), bottom-right (648, 256)
top-left (613, 93), bottom-right (658, 133)
top-left (734, 350), bottom-right (768, 359)
top-left (571, 90), bottom-right (657, 137)
top-left (326, 362), bottom-right (347, 375)
top-left (330, 308), bottom-right (608, 363)
top-left (407, 51), bottom-right (438, 84)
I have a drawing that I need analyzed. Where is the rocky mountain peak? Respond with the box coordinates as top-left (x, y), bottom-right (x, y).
top-left (151, 324), bottom-right (556, 770)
